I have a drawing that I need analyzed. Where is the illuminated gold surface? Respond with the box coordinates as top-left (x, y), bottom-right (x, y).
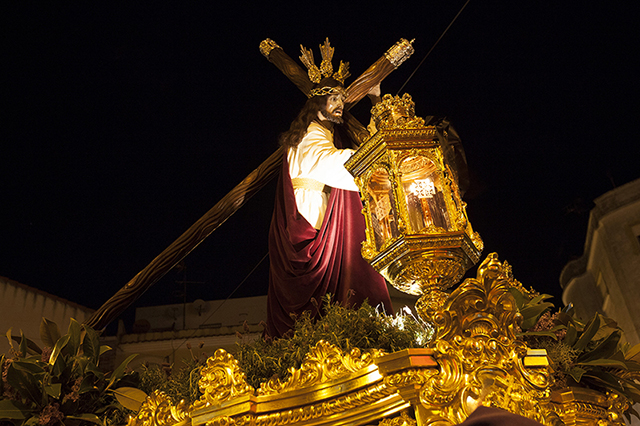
top-left (128, 93), bottom-right (625, 426)
top-left (379, 411), bottom-right (418, 426)
top-left (370, 94), bottom-right (425, 131)
top-left (550, 387), bottom-right (629, 426)
top-left (128, 390), bottom-right (190, 426)
top-left (259, 38), bottom-right (280, 57)
top-left (257, 341), bottom-right (384, 396)
top-left (345, 93), bottom-right (483, 323)
top-left (193, 349), bottom-right (254, 409)
top-left (189, 340), bottom-right (410, 426)
top-left (129, 254), bottom-right (629, 426)
top-left (407, 254), bottom-right (555, 424)
top-left (384, 39), bottom-right (415, 68)
top-left (299, 38), bottom-right (350, 85)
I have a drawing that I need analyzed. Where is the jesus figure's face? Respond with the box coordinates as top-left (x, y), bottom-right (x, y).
top-left (319, 93), bottom-right (345, 124)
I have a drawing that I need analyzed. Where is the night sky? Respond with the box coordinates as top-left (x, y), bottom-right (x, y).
top-left (3, 2), bottom-right (638, 328)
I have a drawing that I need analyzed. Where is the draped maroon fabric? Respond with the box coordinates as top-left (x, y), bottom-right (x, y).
top-left (266, 152), bottom-right (393, 338)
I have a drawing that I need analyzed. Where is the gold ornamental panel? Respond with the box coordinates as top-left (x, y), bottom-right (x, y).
top-left (549, 387), bottom-right (629, 426)
top-left (128, 254), bottom-right (630, 426)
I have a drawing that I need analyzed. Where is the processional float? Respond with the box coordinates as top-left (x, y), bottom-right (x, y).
top-left (124, 39), bottom-right (632, 426)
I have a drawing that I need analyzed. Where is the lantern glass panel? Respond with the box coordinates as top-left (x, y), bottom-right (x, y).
top-left (366, 168), bottom-right (399, 249)
top-left (400, 156), bottom-right (452, 233)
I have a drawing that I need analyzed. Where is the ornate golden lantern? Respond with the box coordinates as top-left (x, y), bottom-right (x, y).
top-left (345, 93), bottom-right (484, 320)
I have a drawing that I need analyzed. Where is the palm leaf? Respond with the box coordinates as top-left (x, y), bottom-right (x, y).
top-left (576, 358), bottom-right (628, 368)
top-left (625, 343), bottom-right (640, 362)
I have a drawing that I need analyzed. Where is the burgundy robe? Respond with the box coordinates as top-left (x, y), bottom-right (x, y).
top-left (266, 144), bottom-right (393, 338)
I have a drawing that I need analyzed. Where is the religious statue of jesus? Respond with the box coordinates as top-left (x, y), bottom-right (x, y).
top-left (266, 40), bottom-right (393, 337)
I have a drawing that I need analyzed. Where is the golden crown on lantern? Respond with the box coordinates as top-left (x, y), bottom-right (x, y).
top-left (300, 38), bottom-right (350, 97)
top-left (370, 93), bottom-right (426, 130)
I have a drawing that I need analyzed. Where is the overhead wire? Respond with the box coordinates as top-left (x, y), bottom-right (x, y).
top-left (157, 1), bottom-right (472, 361)
top-left (395, 0), bottom-right (472, 95)
top-left (166, 251), bottom-right (270, 361)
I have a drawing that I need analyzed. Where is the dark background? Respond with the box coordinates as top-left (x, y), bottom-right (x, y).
top-left (3, 2), bottom-right (638, 328)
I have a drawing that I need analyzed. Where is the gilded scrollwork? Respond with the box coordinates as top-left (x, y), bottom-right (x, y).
top-left (252, 382), bottom-right (395, 426)
top-left (193, 349), bottom-right (254, 409)
top-left (370, 94), bottom-right (426, 131)
top-left (379, 411), bottom-right (417, 426)
top-left (548, 388), bottom-right (631, 426)
top-left (130, 253), bottom-right (625, 426)
top-left (204, 416), bottom-right (236, 426)
top-left (128, 390), bottom-right (191, 426)
top-left (407, 253), bottom-right (555, 425)
top-left (258, 340), bottom-right (384, 395)
top-left (385, 368), bottom-right (439, 389)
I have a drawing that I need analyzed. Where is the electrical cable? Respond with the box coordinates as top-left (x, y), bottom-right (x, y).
top-left (395, 0), bottom-right (472, 95)
top-left (166, 251), bottom-right (270, 360)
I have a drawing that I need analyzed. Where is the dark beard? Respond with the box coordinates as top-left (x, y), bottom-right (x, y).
top-left (320, 107), bottom-right (344, 124)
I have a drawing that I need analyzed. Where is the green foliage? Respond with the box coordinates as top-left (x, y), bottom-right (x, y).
top-left (235, 296), bottom-right (433, 389)
top-left (0, 319), bottom-right (141, 426)
top-left (511, 287), bottom-right (640, 413)
top-left (137, 344), bottom-right (206, 405)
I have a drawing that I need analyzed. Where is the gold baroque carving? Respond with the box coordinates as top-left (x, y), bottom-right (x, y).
top-left (379, 411), bottom-right (417, 426)
top-left (130, 253), bottom-right (626, 426)
top-left (549, 388), bottom-right (630, 426)
top-left (194, 349), bottom-right (255, 409)
top-left (258, 340), bottom-right (384, 395)
top-left (384, 368), bottom-right (439, 389)
top-left (128, 390), bottom-right (191, 426)
top-left (408, 253), bottom-right (554, 425)
top-left (254, 382), bottom-right (395, 426)
top-left (204, 416), bottom-right (236, 426)
top-left (371, 94), bottom-right (426, 131)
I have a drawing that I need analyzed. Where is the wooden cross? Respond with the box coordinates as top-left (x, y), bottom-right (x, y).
top-left (259, 38), bottom-right (415, 144)
top-left (84, 38), bottom-right (415, 330)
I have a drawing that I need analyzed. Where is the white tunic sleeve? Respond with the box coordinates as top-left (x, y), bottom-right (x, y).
top-left (288, 122), bottom-right (358, 191)
top-left (287, 122), bottom-right (359, 229)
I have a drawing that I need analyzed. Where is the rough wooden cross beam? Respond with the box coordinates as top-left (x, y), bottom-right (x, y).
top-left (260, 38), bottom-right (415, 144)
top-left (84, 38), bottom-right (414, 330)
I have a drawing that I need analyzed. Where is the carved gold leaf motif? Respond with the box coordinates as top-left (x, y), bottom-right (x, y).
top-left (128, 390), bottom-right (190, 426)
top-left (194, 349), bottom-right (254, 409)
top-left (132, 254), bottom-right (630, 426)
top-left (258, 340), bottom-right (383, 395)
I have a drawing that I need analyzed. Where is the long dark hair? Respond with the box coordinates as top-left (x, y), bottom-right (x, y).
top-left (279, 78), bottom-right (343, 148)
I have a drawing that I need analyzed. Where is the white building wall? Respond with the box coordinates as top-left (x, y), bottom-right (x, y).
top-left (561, 178), bottom-right (640, 426)
top-left (561, 177), bottom-right (640, 346)
top-left (0, 276), bottom-right (94, 356)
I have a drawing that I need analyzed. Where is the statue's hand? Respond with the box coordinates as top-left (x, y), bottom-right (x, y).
top-left (368, 83), bottom-right (381, 97)
top-left (368, 83), bottom-right (381, 105)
